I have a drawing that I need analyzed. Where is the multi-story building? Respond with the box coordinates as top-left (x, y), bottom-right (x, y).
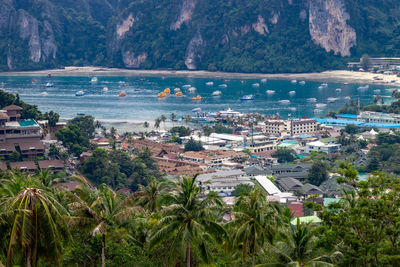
top-left (264, 118), bottom-right (318, 137)
top-left (245, 135), bottom-right (277, 153)
top-left (0, 105), bottom-right (44, 158)
top-left (196, 170), bottom-right (253, 195)
top-left (182, 150), bottom-right (247, 169)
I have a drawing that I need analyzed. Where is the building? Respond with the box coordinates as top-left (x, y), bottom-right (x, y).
top-left (348, 57), bottom-right (400, 69)
top-left (358, 111), bottom-right (400, 124)
top-left (245, 135), bottom-right (277, 153)
top-left (277, 177), bottom-right (304, 192)
top-left (271, 163), bottom-right (311, 176)
top-left (264, 118), bottom-right (318, 137)
top-left (197, 170), bottom-right (253, 195)
top-left (182, 150), bottom-right (247, 169)
top-left (38, 160), bottom-right (65, 173)
top-left (304, 141), bottom-right (340, 155)
top-left (254, 175), bottom-right (281, 195)
top-left (154, 156), bottom-right (206, 176)
top-left (9, 161), bottom-right (37, 173)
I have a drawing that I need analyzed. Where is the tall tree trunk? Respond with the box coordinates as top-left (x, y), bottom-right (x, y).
top-left (26, 246), bottom-right (32, 267)
top-left (101, 233), bottom-right (106, 267)
top-left (186, 243), bottom-right (191, 267)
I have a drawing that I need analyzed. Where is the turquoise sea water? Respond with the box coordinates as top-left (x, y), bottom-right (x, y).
top-left (0, 76), bottom-right (396, 121)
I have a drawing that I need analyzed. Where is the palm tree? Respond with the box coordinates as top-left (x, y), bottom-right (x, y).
top-left (110, 127), bottom-right (117, 139)
top-left (149, 175), bottom-right (225, 267)
top-left (3, 176), bottom-right (70, 267)
top-left (160, 114), bottom-right (167, 130)
top-left (154, 118), bottom-right (161, 131)
top-left (170, 113), bottom-right (176, 127)
top-left (185, 115), bottom-right (191, 125)
top-left (267, 219), bottom-right (342, 266)
top-left (133, 177), bottom-right (170, 213)
top-left (229, 187), bottom-right (279, 266)
top-left (143, 121), bottom-right (149, 129)
top-left (68, 183), bottom-right (142, 267)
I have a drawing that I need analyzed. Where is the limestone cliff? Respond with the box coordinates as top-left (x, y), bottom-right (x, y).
top-left (308, 0), bottom-right (356, 56)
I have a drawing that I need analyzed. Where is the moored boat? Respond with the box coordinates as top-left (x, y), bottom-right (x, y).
top-left (261, 78), bottom-right (267, 83)
top-left (75, 90), bottom-right (85, 96)
top-left (299, 81), bottom-right (306, 85)
top-left (175, 91), bottom-right (183, 96)
top-left (91, 77), bottom-right (98, 83)
top-left (45, 82), bottom-right (53, 87)
top-left (188, 87), bottom-right (197, 92)
top-left (164, 88), bottom-right (171, 94)
top-left (206, 81), bottom-right (214, 86)
top-left (252, 83), bottom-right (260, 88)
top-left (291, 80), bottom-right (297, 84)
top-left (289, 90), bottom-right (296, 96)
top-left (219, 84), bottom-right (228, 88)
top-left (212, 90), bottom-right (222, 96)
top-left (102, 86), bottom-right (109, 92)
top-left (307, 98), bottom-right (317, 102)
top-left (266, 90), bottom-right (275, 95)
top-left (119, 91), bottom-right (126, 97)
top-left (192, 95), bottom-right (202, 101)
top-left (158, 92), bottom-right (167, 98)
top-left (240, 95), bottom-right (255, 101)
top-left (279, 99), bottom-right (290, 104)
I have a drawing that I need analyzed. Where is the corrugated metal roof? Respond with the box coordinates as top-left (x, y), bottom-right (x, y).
top-left (254, 175), bottom-right (281, 195)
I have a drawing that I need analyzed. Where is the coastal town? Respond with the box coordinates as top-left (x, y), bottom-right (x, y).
top-left (2, 94), bottom-right (399, 223)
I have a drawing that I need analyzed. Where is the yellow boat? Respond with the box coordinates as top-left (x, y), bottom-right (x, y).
top-left (174, 88), bottom-right (181, 92)
top-left (164, 88), bottom-right (171, 94)
top-left (175, 91), bottom-right (183, 96)
top-left (158, 92), bottom-right (167, 98)
top-left (119, 91), bottom-right (126, 97)
top-left (192, 95), bottom-right (202, 101)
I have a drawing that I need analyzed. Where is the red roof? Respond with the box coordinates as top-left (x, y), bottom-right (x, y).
top-left (3, 105), bottom-right (23, 111)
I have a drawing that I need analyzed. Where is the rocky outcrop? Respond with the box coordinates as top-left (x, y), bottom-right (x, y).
top-left (185, 30), bottom-right (204, 69)
top-left (252, 16), bottom-right (268, 36)
top-left (18, 10), bottom-right (41, 62)
top-left (122, 51), bottom-right (147, 68)
top-left (170, 0), bottom-right (197, 30)
top-left (309, 0), bottom-right (356, 56)
top-left (117, 14), bottom-right (135, 39)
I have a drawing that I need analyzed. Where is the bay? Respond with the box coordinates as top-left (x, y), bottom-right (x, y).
top-left (0, 75), bottom-right (395, 122)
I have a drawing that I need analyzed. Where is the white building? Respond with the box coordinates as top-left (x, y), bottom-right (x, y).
top-left (358, 111), bottom-right (400, 124)
top-left (304, 141), bottom-right (340, 155)
top-left (197, 170), bottom-right (253, 194)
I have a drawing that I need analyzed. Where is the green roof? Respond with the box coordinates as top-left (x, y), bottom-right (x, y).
top-left (291, 216), bottom-right (322, 225)
top-left (324, 198), bottom-right (341, 207)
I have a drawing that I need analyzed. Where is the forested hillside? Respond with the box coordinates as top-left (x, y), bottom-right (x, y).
top-left (1, 0), bottom-right (400, 73)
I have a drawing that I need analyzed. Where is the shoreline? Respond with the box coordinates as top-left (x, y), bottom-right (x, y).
top-left (1, 66), bottom-right (400, 86)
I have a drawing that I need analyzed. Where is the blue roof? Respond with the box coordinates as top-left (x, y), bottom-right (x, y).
top-left (336, 114), bottom-right (358, 119)
top-left (312, 118), bottom-right (400, 128)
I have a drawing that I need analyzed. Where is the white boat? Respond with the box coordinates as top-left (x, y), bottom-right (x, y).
top-left (266, 90), bottom-right (275, 95)
top-left (307, 98), bottom-right (317, 102)
top-left (206, 81), bottom-right (214, 86)
top-left (299, 81), bottom-right (306, 85)
top-left (291, 80), bottom-right (297, 84)
top-left (212, 90), bottom-right (222, 96)
top-left (45, 82), bottom-right (53, 87)
top-left (343, 82), bottom-right (349, 85)
top-left (318, 86), bottom-right (325, 90)
top-left (336, 88), bottom-right (342, 93)
top-left (217, 108), bottom-right (242, 117)
top-left (40, 91), bottom-right (48, 96)
top-left (279, 100), bottom-right (291, 104)
top-left (358, 85), bottom-right (369, 91)
top-left (188, 87), bottom-right (197, 92)
top-left (75, 90), bottom-right (85, 96)
top-left (289, 91), bottom-right (296, 96)
top-left (182, 84), bottom-right (191, 88)
top-left (192, 107), bottom-right (202, 113)
top-left (321, 83), bottom-right (328, 87)
top-left (373, 89), bottom-right (381, 94)
top-left (327, 97), bottom-right (338, 103)
top-left (102, 86), bottom-right (108, 92)
top-left (315, 103), bottom-right (327, 108)
top-left (261, 78), bottom-right (267, 83)
top-left (313, 109), bottom-right (323, 113)
top-left (344, 96), bottom-right (351, 100)
top-left (289, 107), bottom-right (296, 111)
top-left (219, 84), bottom-right (228, 88)
top-left (91, 77), bottom-right (98, 83)
top-left (174, 88), bottom-right (181, 92)
top-left (240, 95), bottom-right (255, 101)
top-left (252, 83), bottom-right (260, 87)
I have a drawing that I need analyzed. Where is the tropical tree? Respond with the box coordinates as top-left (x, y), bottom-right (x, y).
top-left (154, 118), bottom-right (161, 131)
top-left (143, 121), bottom-right (149, 129)
top-left (267, 220), bottom-right (342, 266)
top-left (160, 114), bottom-right (167, 130)
top-left (185, 115), bottom-right (191, 125)
top-left (2, 175), bottom-right (70, 267)
top-left (133, 177), bottom-right (170, 213)
top-left (149, 175), bottom-right (225, 267)
top-left (68, 182), bottom-right (142, 267)
top-left (229, 187), bottom-right (279, 266)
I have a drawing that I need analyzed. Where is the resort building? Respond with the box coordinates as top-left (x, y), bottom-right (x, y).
top-left (0, 105), bottom-right (44, 158)
top-left (264, 118), bottom-right (318, 137)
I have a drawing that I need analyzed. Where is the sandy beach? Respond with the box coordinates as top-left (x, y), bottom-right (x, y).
top-left (2, 66), bottom-right (400, 86)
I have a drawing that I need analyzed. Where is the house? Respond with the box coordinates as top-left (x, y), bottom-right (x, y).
top-left (3, 105), bottom-right (23, 121)
top-left (9, 161), bottom-right (37, 173)
top-left (196, 170), bottom-right (253, 195)
top-left (277, 177), bottom-right (303, 192)
top-left (38, 160), bottom-right (64, 173)
top-left (301, 183), bottom-right (324, 197)
top-left (154, 156), bottom-right (206, 176)
top-left (182, 150), bottom-right (247, 169)
top-left (244, 166), bottom-right (271, 177)
top-left (0, 161), bottom-right (7, 171)
top-left (245, 135), bottom-right (277, 153)
top-left (288, 202), bottom-right (303, 217)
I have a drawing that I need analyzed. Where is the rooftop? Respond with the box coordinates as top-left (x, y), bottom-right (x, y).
top-left (6, 119), bottom-right (39, 128)
top-left (3, 105), bottom-right (23, 111)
